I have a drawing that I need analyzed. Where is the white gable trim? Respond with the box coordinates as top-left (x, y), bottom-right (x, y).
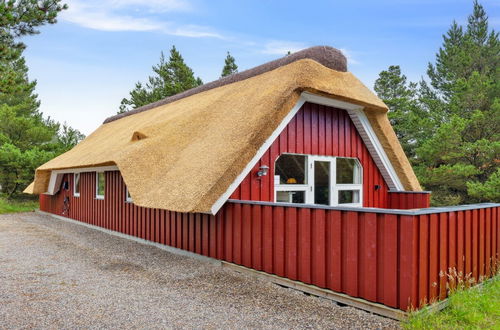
top-left (210, 98), bottom-right (306, 214)
top-left (301, 92), bottom-right (364, 111)
top-left (210, 92), bottom-right (404, 214)
top-left (346, 109), bottom-right (404, 191)
top-left (44, 165), bottom-right (119, 195)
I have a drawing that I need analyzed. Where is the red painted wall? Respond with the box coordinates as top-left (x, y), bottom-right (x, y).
top-left (40, 175), bottom-right (500, 311)
top-left (388, 192), bottom-right (431, 209)
top-left (230, 102), bottom-right (390, 207)
top-left (37, 101), bottom-right (498, 312)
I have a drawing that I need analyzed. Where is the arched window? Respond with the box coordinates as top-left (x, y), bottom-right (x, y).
top-left (274, 154), bottom-right (363, 207)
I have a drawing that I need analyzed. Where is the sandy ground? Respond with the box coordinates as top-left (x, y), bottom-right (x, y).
top-left (0, 212), bottom-right (400, 329)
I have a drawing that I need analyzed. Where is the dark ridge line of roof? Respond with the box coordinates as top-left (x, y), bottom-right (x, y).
top-left (103, 45), bottom-right (347, 124)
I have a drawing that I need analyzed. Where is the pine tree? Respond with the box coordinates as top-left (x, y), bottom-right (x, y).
top-left (374, 66), bottom-right (429, 158)
top-left (221, 51), bottom-right (238, 77)
top-left (417, 1), bottom-right (499, 205)
top-left (427, 0), bottom-right (499, 116)
top-left (0, 1), bottom-right (67, 104)
top-left (119, 46), bottom-right (203, 113)
top-left (376, 1), bottom-right (499, 205)
top-left (0, 1), bottom-right (84, 198)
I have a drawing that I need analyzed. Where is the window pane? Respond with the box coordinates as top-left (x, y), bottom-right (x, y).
top-left (314, 161), bottom-right (330, 205)
top-left (275, 154), bottom-right (306, 184)
top-left (338, 190), bottom-right (360, 204)
top-left (74, 174), bottom-right (80, 194)
top-left (336, 158), bottom-right (361, 184)
top-left (276, 191), bottom-right (305, 203)
top-left (97, 172), bottom-right (105, 196)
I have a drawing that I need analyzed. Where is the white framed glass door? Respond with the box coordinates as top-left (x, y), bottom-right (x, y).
top-left (307, 156), bottom-right (334, 206)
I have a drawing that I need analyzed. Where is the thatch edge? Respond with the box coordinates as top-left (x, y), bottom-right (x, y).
top-left (104, 46), bottom-right (347, 124)
top-left (365, 111), bottom-right (422, 191)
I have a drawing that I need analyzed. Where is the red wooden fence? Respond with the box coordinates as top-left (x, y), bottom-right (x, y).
top-left (40, 171), bottom-right (499, 311)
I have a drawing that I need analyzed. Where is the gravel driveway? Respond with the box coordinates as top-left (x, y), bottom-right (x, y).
top-left (0, 212), bottom-right (399, 329)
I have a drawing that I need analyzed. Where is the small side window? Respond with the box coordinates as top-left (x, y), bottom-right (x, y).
top-left (338, 190), bottom-right (361, 204)
top-left (275, 154), bottom-right (307, 184)
top-left (274, 154), bottom-right (308, 204)
top-left (336, 158), bottom-right (362, 184)
top-left (74, 173), bottom-right (80, 197)
top-left (125, 187), bottom-right (133, 203)
top-left (334, 158), bottom-right (363, 206)
top-left (96, 172), bottom-right (105, 199)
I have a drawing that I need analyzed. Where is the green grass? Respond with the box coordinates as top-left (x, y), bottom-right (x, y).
top-left (0, 197), bottom-right (38, 214)
top-left (404, 275), bottom-right (500, 329)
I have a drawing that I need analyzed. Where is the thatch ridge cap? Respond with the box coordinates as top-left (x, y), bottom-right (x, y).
top-left (103, 45), bottom-right (347, 124)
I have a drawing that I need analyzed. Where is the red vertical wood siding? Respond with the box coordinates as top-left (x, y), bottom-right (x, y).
top-left (388, 192), bottom-right (431, 209)
top-left (39, 172), bottom-right (500, 311)
top-left (229, 102), bottom-right (390, 208)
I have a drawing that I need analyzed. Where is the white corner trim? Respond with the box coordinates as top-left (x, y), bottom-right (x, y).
top-left (46, 173), bottom-right (64, 195)
top-left (210, 92), bottom-right (405, 214)
top-left (45, 165), bottom-right (118, 196)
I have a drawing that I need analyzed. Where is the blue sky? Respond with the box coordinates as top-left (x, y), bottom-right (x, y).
top-left (23, 0), bottom-right (499, 135)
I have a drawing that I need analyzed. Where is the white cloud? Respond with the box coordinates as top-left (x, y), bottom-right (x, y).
top-left (167, 25), bottom-right (224, 39)
top-left (338, 48), bottom-right (360, 65)
top-left (66, 0), bottom-right (191, 13)
top-left (261, 41), bottom-right (308, 55)
top-left (61, 0), bottom-right (223, 38)
top-left (105, 0), bottom-right (191, 12)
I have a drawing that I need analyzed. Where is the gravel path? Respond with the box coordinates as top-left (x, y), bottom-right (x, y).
top-left (0, 212), bottom-right (400, 329)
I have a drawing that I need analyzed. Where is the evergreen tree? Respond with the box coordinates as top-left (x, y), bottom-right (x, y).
top-left (0, 1), bottom-right (67, 41)
top-left (221, 51), bottom-right (238, 77)
top-left (427, 1), bottom-right (499, 117)
top-left (58, 122), bottom-right (85, 151)
top-left (417, 1), bottom-right (499, 205)
top-left (375, 1), bottom-right (499, 205)
top-left (1, 1), bottom-right (67, 103)
top-left (119, 46), bottom-right (203, 113)
top-left (374, 66), bottom-right (429, 158)
top-left (0, 1), bottom-right (84, 198)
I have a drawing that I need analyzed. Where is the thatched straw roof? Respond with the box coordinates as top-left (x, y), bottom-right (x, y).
top-left (25, 46), bottom-right (421, 213)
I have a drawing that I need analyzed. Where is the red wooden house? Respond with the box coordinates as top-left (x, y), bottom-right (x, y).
top-left (26, 46), bottom-right (499, 316)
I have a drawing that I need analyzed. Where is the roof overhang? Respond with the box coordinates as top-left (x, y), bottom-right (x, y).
top-left (41, 93), bottom-right (406, 215)
top-left (44, 165), bottom-right (119, 195)
top-left (210, 92), bottom-right (404, 214)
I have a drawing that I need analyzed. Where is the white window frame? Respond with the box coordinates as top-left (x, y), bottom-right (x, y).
top-left (274, 153), bottom-right (363, 207)
top-left (333, 157), bottom-right (363, 207)
top-left (125, 187), bottom-right (133, 203)
top-left (308, 155), bottom-right (335, 205)
top-left (95, 171), bottom-right (105, 200)
top-left (274, 154), bottom-right (309, 203)
top-left (73, 173), bottom-right (81, 197)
